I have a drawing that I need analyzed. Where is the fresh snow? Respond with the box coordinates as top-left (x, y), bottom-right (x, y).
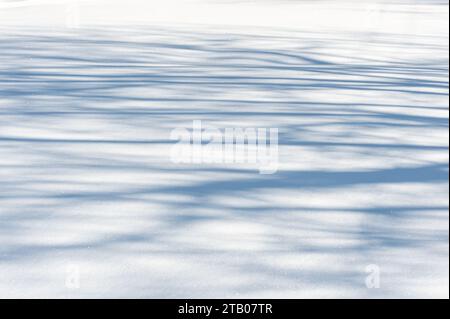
top-left (0, 0), bottom-right (448, 298)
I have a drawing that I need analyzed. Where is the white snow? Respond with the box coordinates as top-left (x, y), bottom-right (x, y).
top-left (0, 0), bottom-right (448, 298)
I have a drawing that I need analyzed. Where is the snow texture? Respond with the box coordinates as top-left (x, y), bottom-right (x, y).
top-left (0, 0), bottom-right (448, 298)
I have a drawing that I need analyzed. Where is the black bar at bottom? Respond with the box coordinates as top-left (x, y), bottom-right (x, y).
top-left (0, 299), bottom-right (445, 317)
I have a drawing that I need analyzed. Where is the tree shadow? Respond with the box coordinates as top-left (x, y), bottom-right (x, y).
top-left (0, 25), bottom-right (448, 298)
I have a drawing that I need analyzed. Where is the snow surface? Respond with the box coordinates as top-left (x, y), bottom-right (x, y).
top-left (0, 0), bottom-right (448, 298)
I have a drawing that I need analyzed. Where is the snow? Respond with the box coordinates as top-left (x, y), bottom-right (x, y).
top-left (0, 0), bottom-right (448, 298)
